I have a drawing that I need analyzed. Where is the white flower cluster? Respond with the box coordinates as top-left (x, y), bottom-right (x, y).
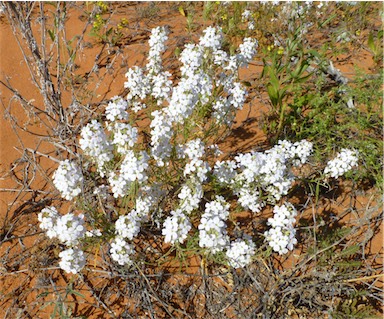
top-left (108, 150), bottom-right (149, 198)
top-left (38, 207), bottom-right (86, 274)
top-left (324, 148), bottom-right (359, 179)
top-left (39, 209), bottom-right (85, 246)
top-left (199, 26), bottom-right (223, 50)
top-left (236, 186), bottom-right (264, 213)
top-left (199, 196), bottom-right (230, 253)
top-left (228, 82), bottom-right (248, 110)
top-left (242, 9), bottom-right (256, 31)
top-left (79, 120), bottom-right (113, 176)
top-left (59, 248), bottom-right (86, 274)
top-left (212, 98), bottom-right (232, 125)
top-left (226, 237), bottom-right (256, 268)
top-left (124, 66), bottom-right (151, 103)
top-left (162, 209), bottom-right (192, 244)
top-left (150, 71), bottom-right (172, 105)
top-left (272, 139), bottom-right (313, 166)
top-left (108, 122), bottom-right (138, 155)
top-left (233, 139), bottom-right (313, 203)
top-left (115, 211), bottom-right (142, 240)
top-left (264, 203), bottom-right (297, 255)
top-left (110, 237), bottom-right (135, 266)
top-left (237, 38), bottom-right (258, 67)
top-left (182, 139), bottom-right (210, 183)
top-left (55, 213), bottom-right (86, 246)
top-left (105, 96), bottom-right (129, 122)
top-left (147, 26), bottom-right (169, 75)
top-left (135, 184), bottom-right (165, 219)
top-left (150, 110), bottom-right (173, 166)
top-left (38, 206), bottom-right (60, 239)
top-left (166, 78), bottom-right (200, 124)
top-left (178, 182), bottom-right (203, 214)
top-left (52, 160), bottom-right (83, 200)
top-left (213, 160), bottom-right (237, 185)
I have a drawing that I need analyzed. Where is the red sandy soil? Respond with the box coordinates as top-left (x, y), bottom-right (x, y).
top-left (0, 2), bottom-right (382, 318)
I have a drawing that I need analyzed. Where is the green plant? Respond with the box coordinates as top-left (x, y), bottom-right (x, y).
top-left (367, 29), bottom-right (384, 66)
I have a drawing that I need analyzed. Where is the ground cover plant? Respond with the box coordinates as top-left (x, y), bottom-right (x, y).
top-left (0, 2), bottom-right (382, 318)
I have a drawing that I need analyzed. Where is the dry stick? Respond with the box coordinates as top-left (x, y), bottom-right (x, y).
top-left (343, 273), bottom-right (384, 283)
top-left (134, 262), bottom-right (191, 319)
top-left (22, 147), bottom-right (61, 163)
top-left (80, 275), bottom-right (118, 319)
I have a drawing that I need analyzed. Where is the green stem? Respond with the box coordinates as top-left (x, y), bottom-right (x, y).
top-left (276, 102), bottom-right (287, 138)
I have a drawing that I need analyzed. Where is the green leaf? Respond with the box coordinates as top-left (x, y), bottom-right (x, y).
top-left (48, 29), bottom-right (55, 41)
top-left (367, 33), bottom-right (375, 52)
top-left (268, 69), bottom-right (280, 92)
top-left (179, 6), bottom-right (186, 17)
top-left (339, 244), bottom-right (360, 257)
top-left (267, 84), bottom-right (278, 107)
top-left (319, 13), bottom-right (337, 28)
top-left (70, 290), bottom-right (86, 298)
top-left (335, 260), bottom-right (362, 268)
top-left (307, 49), bottom-right (320, 59)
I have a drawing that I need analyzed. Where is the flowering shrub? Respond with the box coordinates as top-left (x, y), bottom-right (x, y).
top-left (38, 26), bottom-right (359, 274)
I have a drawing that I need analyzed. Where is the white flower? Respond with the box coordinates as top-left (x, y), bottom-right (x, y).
top-left (125, 66), bottom-right (151, 102)
top-left (237, 186), bottom-right (264, 213)
top-left (237, 37), bottom-right (258, 67)
top-left (247, 21), bottom-right (255, 30)
top-left (147, 26), bottom-right (168, 74)
top-left (150, 110), bottom-right (173, 166)
top-left (150, 71), bottom-right (172, 105)
top-left (109, 151), bottom-right (149, 198)
top-left (108, 171), bottom-right (129, 199)
top-left (105, 96), bottom-right (129, 122)
top-left (85, 229), bottom-right (102, 237)
top-left (120, 150), bottom-right (149, 183)
top-left (291, 140), bottom-right (313, 165)
top-left (55, 213), bottom-right (86, 246)
top-left (136, 184), bottom-right (165, 218)
top-left (79, 120), bottom-right (113, 176)
top-left (242, 9), bottom-right (252, 21)
top-left (226, 237), bottom-right (255, 268)
top-left (38, 206), bottom-right (60, 239)
top-left (198, 196), bottom-right (230, 253)
top-left (109, 122), bottom-right (138, 154)
top-left (180, 44), bottom-right (203, 77)
top-left (166, 80), bottom-right (198, 124)
top-left (212, 97), bottom-right (233, 125)
top-left (264, 202), bottom-right (297, 255)
top-left (273, 140), bottom-right (313, 165)
top-left (199, 26), bottom-right (223, 51)
top-left (115, 211), bottom-right (142, 240)
top-left (213, 49), bottom-right (229, 66)
top-left (184, 159), bottom-right (210, 183)
top-left (59, 248), bottom-right (86, 274)
top-left (213, 160), bottom-right (237, 185)
top-left (162, 209), bottom-right (192, 244)
top-left (260, 150), bottom-right (294, 201)
top-left (110, 237), bottom-right (135, 266)
top-left (178, 181), bottom-right (203, 214)
top-left (324, 148), bottom-right (359, 179)
top-left (182, 138), bottom-right (205, 160)
top-left (53, 160), bottom-right (83, 200)
top-left (228, 82), bottom-right (247, 110)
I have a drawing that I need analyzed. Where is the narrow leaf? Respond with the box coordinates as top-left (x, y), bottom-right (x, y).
top-left (179, 6), bottom-right (186, 17)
